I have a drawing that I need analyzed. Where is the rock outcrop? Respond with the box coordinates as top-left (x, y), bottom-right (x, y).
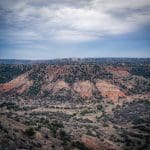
top-left (42, 80), bottom-right (70, 93)
top-left (53, 80), bottom-right (70, 92)
top-left (73, 80), bottom-right (93, 98)
top-left (96, 80), bottom-right (125, 102)
top-left (0, 73), bottom-right (33, 94)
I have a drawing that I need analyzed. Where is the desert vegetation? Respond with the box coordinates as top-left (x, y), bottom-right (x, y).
top-left (0, 58), bottom-right (149, 150)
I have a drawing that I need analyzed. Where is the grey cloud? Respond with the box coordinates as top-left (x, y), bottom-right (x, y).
top-left (0, 0), bottom-right (150, 43)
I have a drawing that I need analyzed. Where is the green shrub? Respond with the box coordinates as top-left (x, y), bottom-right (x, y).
top-left (96, 104), bottom-right (103, 111)
top-left (86, 130), bottom-right (93, 136)
top-left (59, 129), bottom-right (71, 145)
top-left (48, 121), bottom-right (64, 137)
top-left (25, 127), bottom-right (35, 137)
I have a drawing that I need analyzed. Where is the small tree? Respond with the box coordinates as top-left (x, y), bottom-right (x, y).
top-left (25, 127), bottom-right (35, 137)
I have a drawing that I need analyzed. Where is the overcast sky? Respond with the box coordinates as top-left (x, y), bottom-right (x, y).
top-left (0, 0), bottom-right (150, 59)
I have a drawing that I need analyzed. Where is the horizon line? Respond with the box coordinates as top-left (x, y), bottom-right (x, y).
top-left (0, 57), bottom-right (150, 61)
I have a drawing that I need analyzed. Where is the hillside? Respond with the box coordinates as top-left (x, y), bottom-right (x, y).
top-left (0, 58), bottom-right (150, 150)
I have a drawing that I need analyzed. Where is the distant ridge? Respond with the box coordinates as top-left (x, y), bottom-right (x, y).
top-left (0, 58), bottom-right (149, 65)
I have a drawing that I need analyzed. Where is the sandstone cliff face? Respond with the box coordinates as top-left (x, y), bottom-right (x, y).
top-left (41, 79), bottom-right (126, 102)
top-left (96, 80), bottom-right (125, 102)
top-left (42, 80), bottom-right (70, 92)
top-left (53, 80), bottom-right (70, 92)
top-left (0, 73), bottom-right (126, 102)
top-left (73, 80), bottom-right (93, 98)
top-left (0, 73), bottom-right (33, 94)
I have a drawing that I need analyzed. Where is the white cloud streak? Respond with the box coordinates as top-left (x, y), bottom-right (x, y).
top-left (0, 0), bottom-right (150, 43)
